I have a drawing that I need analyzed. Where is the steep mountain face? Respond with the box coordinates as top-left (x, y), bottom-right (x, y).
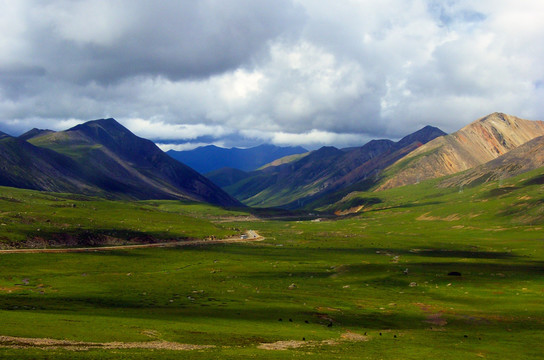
top-left (1, 119), bottom-right (241, 207)
top-left (167, 144), bottom-right (308, 173)
top-left (378, 113), bottom-right (544, 191)
top-left (439, 135), bottom-right (544, 188)
top-left (0, 135), bottom-right (89, 193)
top-left (217, 126), bottom-right (445, 208)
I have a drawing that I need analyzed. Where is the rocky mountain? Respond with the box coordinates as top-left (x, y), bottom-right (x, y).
top-left (0, 119), bottom-right (241, 207)
top-left (439, 135), bottom-right (544, 189)
top-left (378, 113), bottom-right (544, 191)
top-left (167, 144), bottom-right (308, 173)
top-left (214, 125), bottom-right (445, 208)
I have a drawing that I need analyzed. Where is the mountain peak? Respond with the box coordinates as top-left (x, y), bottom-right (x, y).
top-left (69, 118), bottom-right (127, 133)
top-left (6, 118), bottom-right (241, 207)
top-left (314, 146), bottom-right (341, 155)
top-left (19, 128), bottom-right (55, 141)
top-left (397, 125), bottom-right (446, 147)
top-left (66, 118), bottom-right (146, 157)
top-left (473, 112), bottom-right (524, 128)
top-left (479, 112), bottom-right (509, 122)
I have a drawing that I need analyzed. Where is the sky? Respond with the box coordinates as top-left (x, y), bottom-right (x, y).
top-left (0, 0), bottom-right (543, 150)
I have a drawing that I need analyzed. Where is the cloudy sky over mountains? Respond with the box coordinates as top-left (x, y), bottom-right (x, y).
top-left (1, 0), bottom-right (543, 149)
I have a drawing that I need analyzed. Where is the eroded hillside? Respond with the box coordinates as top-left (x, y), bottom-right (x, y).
top-left (378, 113), bottom-right (544, 190)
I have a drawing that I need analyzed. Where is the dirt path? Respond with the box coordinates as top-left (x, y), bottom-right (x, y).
top-left (0, 335), bottom-right (214, 351)
top-left (0, 230), bottom-right (263, 254)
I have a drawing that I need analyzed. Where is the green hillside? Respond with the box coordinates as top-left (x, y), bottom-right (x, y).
top-left (0, 186), bottom-right (242, 248)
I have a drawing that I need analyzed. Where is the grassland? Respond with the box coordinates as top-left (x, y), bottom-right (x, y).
top-left (0, 187), bottom-right (245, 247)
top-left (0, 169), bottom-right (543, 359)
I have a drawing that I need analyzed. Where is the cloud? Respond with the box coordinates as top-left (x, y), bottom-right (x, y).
top-left (123, 118), bottom-right (234, 140)
top-left (13, 0), bottom-right (304, 84)
top-left (155, 142), bottom-right (227, 152)
top-left (240, 128), bottom-right (369, 148)
top-left (1, 0), bottom-right (544, 147)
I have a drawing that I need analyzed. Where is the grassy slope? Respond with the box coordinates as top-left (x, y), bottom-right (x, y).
top-left (0, 168), bottom-right (543, 358)
top-left (0, 186), bottom-right (242, 246)
top-left (257, 152), bottom-right (310, 170)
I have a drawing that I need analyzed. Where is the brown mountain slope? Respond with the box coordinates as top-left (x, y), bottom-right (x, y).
top-left (377, 113), bottom-right (544, 190)
top-left (439, 135), bottom-right (544, 188)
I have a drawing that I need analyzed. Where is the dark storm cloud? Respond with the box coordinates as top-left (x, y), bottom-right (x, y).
top-left (12, 0), bottom-right (304, 85)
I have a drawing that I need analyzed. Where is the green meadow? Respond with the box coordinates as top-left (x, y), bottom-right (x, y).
top-left (0, 169), bottom-right (543, 359)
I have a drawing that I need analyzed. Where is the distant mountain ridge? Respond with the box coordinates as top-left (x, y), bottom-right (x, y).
top-left (167, 144), bottom-right (308, 173)
top-left (3, 112), bottom-right (541, 211)
top-left (209, 125), bottom-right (446, 208)
top-left (378, 113), bottom-right (544, 190)
top-left (0, 119), bottom-right (241, 207)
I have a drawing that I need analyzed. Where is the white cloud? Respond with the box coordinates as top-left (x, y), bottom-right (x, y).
top-left (122, 118), bottom-right (234, 140)
top-left (240, 128), bottom-right (368, 148)
top-left (155, 142), bottom-right (227, 152)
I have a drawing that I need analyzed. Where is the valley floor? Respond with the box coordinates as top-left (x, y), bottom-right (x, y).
top-left (0, 169), bottom-right (543, 359)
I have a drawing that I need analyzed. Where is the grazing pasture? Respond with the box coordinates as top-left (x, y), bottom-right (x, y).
top-left (0, 169), bottom-right (543, 358)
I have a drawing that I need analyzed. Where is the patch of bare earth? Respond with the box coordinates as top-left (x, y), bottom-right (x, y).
top-left (0, 335), bottom-right (214, 351)
top-left (258, 331), bottom-right (367, 351)
top-left (340, 331), bottom-right (368, 342)
top-left (0, 286), bottom-right (22, 293)
top-left (258, 340), bottom-right (311, 350)
top-left (416, 213), bottom-right (460, 221)
top-left (334, 205), bottom-right (364, 216)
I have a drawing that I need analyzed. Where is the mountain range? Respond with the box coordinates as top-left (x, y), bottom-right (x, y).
top-left (1, 112), bottom-right (543, 211)
top-left (167, 144), bottom-right (308, 173)
top-left (207, 112), bottom-right (544, 209)
top-left (207, 125), bottom-right (446, 208)
top-left (0, 119), bottom-right (241, 207)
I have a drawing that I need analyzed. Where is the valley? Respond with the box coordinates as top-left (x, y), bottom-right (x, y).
top-left (0, 113), bottom-right (543, 359)
top-left (0, 165), bottom-right (543, 359)
top-left (2, 1), bottom-right (543, 358)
